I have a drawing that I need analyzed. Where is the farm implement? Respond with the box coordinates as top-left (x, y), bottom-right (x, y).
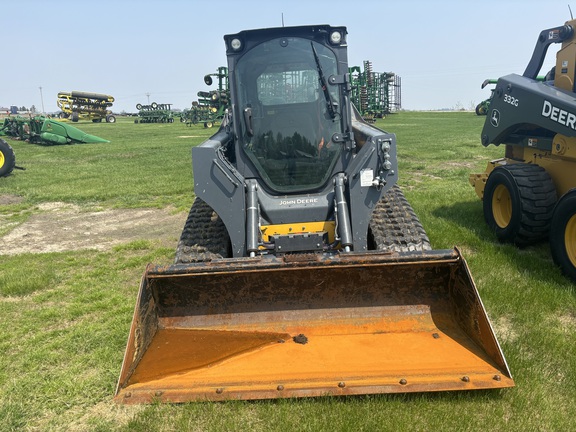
top-left (57, 91), bottom-right (116, 123)
top-left (1, 116), bottom-right (109, 145)
top-left (348, 61), bottom-right (401, 121)
top-left (135, 103), bottom-right (175, 123)
top-left (182, 67), bottom-right (229, 128)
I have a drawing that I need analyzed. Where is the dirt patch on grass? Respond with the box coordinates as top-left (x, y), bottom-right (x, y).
top-left (0, 193), bottom-right (25, 205)
top-left (492, 315), bottom-right (518, 344)
top-left (557, 313), bottom-right (576, 331)
top-left (445, 161), bottom-right (475, 168)
top-left (66, 401), bottom-right (144, 432)
top-left (548, 312), bottom-right (576, 335)
top-left (0, 201), bottom-right (187, 255)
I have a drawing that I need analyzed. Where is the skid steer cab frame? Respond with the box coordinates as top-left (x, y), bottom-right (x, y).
top-left (192, 25), bottom-right (397, 257)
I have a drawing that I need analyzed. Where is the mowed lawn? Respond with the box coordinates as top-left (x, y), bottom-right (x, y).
top-left (0, 112), bottom-right (574, 431)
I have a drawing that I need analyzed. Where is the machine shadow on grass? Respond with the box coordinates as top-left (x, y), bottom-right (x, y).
top-left (431, 200), bottom-right (572, 287)
top-left (253, 389), bottom-right (509, 404)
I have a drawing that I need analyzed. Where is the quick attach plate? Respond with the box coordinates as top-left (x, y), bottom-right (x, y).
top-left (271, 232), bottom-right (327, 253)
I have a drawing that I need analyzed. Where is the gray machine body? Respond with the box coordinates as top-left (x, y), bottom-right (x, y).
top-left (481, 23), bottom-right (576, 151)
top-left (191, 25), bottom-right (398, 257)
top-left (481, 73), bottom-right (576, 152)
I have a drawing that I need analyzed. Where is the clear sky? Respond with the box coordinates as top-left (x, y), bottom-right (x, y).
top-left (1, 0), bottom-right (573, 113)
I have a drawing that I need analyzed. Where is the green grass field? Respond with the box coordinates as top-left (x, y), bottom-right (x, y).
top-left (1, 113), bottom-right (574, 431)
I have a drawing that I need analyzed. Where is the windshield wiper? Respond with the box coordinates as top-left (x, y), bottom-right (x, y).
top-left (311, 42), bottom-right (336, 119)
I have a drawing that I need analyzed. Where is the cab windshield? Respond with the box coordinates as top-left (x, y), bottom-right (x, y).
top-left (235, 37), bottom-right (342, 193)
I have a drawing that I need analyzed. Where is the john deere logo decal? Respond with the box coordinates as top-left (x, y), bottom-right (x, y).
top-left (490, 109), bottom-right (500, 127)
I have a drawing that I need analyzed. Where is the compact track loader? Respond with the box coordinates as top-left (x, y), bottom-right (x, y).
top-left (470, 20), bottom-right (576, 282)
top-left (116, 25), bottom-right (513, 403)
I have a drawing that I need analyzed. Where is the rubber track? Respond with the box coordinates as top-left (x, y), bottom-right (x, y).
top-left (502, 163), bottom-right (557, 246)
top-left (369, 185), bottom-right (432, 252)
top-left (174, 198), bottom-right (230, 263)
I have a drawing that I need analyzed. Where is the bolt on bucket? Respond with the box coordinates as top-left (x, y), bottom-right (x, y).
top-left (115, 248), bottom-right (513, 403)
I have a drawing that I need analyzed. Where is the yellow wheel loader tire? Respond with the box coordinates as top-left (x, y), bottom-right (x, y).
top-left (550, 190), bottom-right (576, 282)
top-left (483, 164), bottom-right (556, 246)
top-left (0, 138), bottom-right (16, 177)
top-left (491, 184), bottom-right (512, 229)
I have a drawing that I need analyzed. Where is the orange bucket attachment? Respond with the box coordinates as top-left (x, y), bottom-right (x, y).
top-left (115, 248), bottom-right (513, 403)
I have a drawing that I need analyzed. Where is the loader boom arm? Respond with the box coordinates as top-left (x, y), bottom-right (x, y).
top-left (523, 24), bottom-right (573, 79)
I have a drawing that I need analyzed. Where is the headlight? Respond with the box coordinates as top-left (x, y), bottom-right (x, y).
top-left (230, 38), bottom-right (242, 51)
top-left (330, 31), bottom-right (342, 45)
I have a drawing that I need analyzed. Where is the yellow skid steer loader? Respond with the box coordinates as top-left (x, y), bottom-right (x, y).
top-left (470, 19), bottom-right (576, 282)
